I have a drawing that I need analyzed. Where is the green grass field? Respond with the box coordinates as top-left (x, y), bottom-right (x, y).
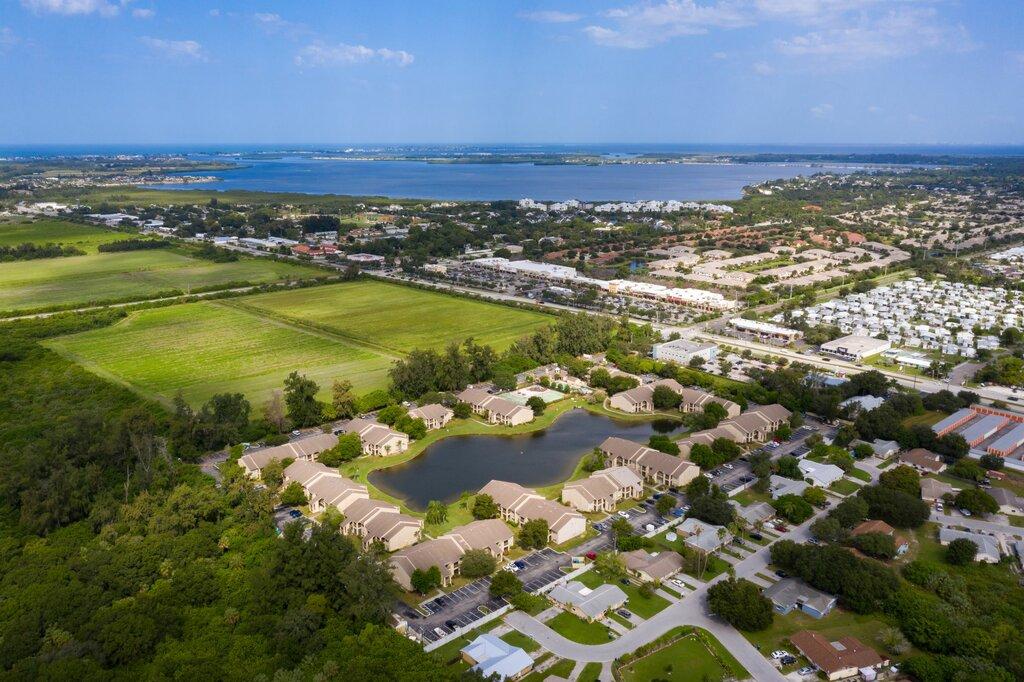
top-left (618, 630), bottom-right (746, 682)
top-left (44, 281), bottom-right (553, 407)
top-left (0, 218), bottom-right (133, 253)
top-left (0, 248), bottom-right (322, 314)
top-left (235, 280), bottom-right (552, 354)
top-left (45, 301), bottom-right (393, 406)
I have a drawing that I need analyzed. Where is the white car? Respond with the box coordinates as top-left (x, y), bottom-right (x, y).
top-left (770, 650), bottom-right (790, 660)
top-left (617, 510), bottom-right (630, 518)
top-left (644, 523), bottom-right (656, 532)
top-left (670, 579), bottom-right (686, 589)
top-left (507, 563), bottom-right (520, 572)
top-left (798, 666), bottom-right (816, 676)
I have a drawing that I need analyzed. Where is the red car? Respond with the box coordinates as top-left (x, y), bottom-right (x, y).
top-left (585, 551), bottom-right (597, 560)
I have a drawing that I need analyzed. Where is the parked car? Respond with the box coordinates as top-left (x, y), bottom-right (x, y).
top-left (780, 656), bottom-right (797, 666)
top-left (616, 608), bottom-right (632, 619)
top-left (444, 620), bottom-right (457, 629)
top-left (586, 551), bottom-right (597, 560)
top-left (775, 570), bottom-right (789, 578)
top-left (770, 650), bottom-right (790, 660)
top-left (513, 560), bottom-right (526, 570)
top-left (617, 510), bottom-right (630, 518)
top-left (749, 532), bottom-right (763, 541)
top-left (644, 523), bottom-right (656, 532)
top-left (798, 666), bottom-right (816, 676)
top-left (670, 579), bottom-right (686, 589)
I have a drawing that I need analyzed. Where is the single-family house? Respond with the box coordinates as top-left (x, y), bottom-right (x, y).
top-left (599, 436), bottom-right (701, 488)
top-left (479, 480), bottom-right (586, 545)
top-left (900, 448), bottom-right (946, 474)
top-left (938, 528), bottom-right (1001, 563)
top-left (919, 478), bottom-right (953, 502)
top-left (547, 580), bottom-right (626, 622)
top-left (561, 466), bottom-right (644, 513)
top-left (989, 487), bottom-right (1023, 515)
top-left (337, 417), bottom-right (410, 456)
top-left (732, 501), bottom-right (775, 526)
top-left (461, 634), bottom-right (533, 680)
top-left (677, 517), bottom-right (730, 554)
top-left (851, 519), bottom-right (909, 556)
top-left (763, 579), bottom-right (837, 619)
top-left (407, 403), bottom-right (454, 430)
top-left (790, 631), bottom-right (887, 681)
top-left (621, 549), bottom-right (684, 583)
top-left (770, 474), bottom-right (809, 499)
top-left (238, 432), bottom-right (339, 478)
top-left (798, 459), bottom-right (846, 488)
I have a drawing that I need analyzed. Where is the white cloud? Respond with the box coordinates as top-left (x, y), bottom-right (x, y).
top-left (774, 7), bottom-right (972, 64)
top-left (519, 10), bottom-right (583, 23)
top-left (140, 36), bottom-right (206, 61)
top-left (584, 0), bottom-right (751, 49)
top-left (752, 60), bottom-right (774, 75)
top-left (209, 9), bottom-right (220, 17)
top-left (810, 102), bottom-right (834, 117)
top-left (21, 0), bottom-right (123, 16)
top-left (253, 12), bottom-right (310, 38)
top-left (295, 42), bottom-right (414, 68)
top-left (131, 7), bottom-right (154, 18)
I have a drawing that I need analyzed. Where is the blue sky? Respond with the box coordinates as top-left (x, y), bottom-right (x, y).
top-left (2, 0), bottom-right (1022, 145)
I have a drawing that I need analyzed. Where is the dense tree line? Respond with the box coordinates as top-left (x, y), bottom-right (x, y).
top-left (0, 312), bottom-right (479, 679)
top-left (0, 242), bottom-right (84, 261)
top-left (97, 238), bottom-right (170, 252)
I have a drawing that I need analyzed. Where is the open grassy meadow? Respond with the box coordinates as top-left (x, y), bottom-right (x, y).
top-left (44, 280), bottom-right (553, 407)
top-left (0, 218), bottom-right (134, 253)
top-left (44, 301), bottom-right (393, 406)
top-left (0, 248), bottom-right (323, 314)
top-left (232, 279), bottom-right (552, 354)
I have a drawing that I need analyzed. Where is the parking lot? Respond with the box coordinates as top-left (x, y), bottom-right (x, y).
top-left (408, 547), bottom-right (571, 644)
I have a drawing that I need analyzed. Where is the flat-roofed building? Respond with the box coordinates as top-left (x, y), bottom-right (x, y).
top-left (960, 414), bottom-right (1009, 447)
top-left (931, 407), bottom-right (978, 437)
top-left (599, 436), bottom-right (701, 488)
top-left (988, 422), bottom-right (1024, 456)
top-left (479, 480), bottom-right (586, 545)
top-left (729, 318), bottom-right (803, 343)
top-left (819, 334), bottom-right (891, 361)
top-left (652, 339), bottom-right (718, 366)
top-left (561, 466), bottom-right (643, 513)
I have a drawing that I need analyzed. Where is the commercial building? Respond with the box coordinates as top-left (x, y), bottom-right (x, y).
top-left (729, 318), bottom-right (803, 343)
top-left (651, 338), bottom-right (718, 366)
top-left (819, 335), bottom-right (891, 361)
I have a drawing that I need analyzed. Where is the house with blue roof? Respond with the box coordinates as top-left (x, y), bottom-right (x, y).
top-left (460, 634), bottom-right (534, 680)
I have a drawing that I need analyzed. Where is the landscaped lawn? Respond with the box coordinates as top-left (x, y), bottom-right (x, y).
top-left (579, 661), bottom-right (603, 682)
top-left (523, 657), bottom-right (575, 682)
top-left (500, 630), bottom-right (541, 653)
top-left (848, 467), bottom-right (872, 482)
top-left (731, 488), bottom-right (773, 506)
top-left (829, 479), bottom-right (862, 495)
top-left (742, 607), bottom-right (898, 662)
top-left (574, 566), bottom-right (671, 618)
top-left (546, 611), bottom-right (615, 645)
top-left (901, 411), bottom-right (946, 428)
top-left (236, 279), bottom-right (552, 355)
top-left (618, 630), bottom-right (747, 682)
top-left (0, 218), bottom-right (134, 253)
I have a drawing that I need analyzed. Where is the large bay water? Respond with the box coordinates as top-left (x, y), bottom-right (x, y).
top-left (152, 155), bottom-right (862, 201)
top-left (368, 409), bottom-right (681, 510)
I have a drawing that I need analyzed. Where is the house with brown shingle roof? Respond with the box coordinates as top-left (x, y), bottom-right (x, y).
top-left (479, 480), bottom-right (586, 545)
top-left (389, 519), bottom-right (514, 591)
top-left (456, 388), bottom-right (534, 426)
top-left (608, 378), bottom-right (684, 413)
top-left (561, 466), bottom-right (644, 513)
top-left (407, 403), bottom-right (454, 430)
top-left (340, 497), bottom-right (423, 551)
top-left (337, 417), bottom-right (410, 456)
top-left (621, 549), bottom-right (683, 582)
top-left (851, 519), bottom-right (908, 555)
top-left (283, 460), bottom-right (368, 514)
top-left (899, 448), bottom-right (946, 474)
top-left (599, 436), bottom-right (700, 488)
top-left (790, 630), bottom-right (887, 681)
top-left (919, 477), bottom-right (954, 502)
top-left (678, 388), bottom-right (741, 419)
top-left (238, 432), bottom-right (339, 478)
